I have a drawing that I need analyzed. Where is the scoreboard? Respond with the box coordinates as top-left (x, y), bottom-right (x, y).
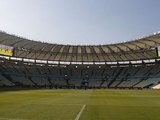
top-left (0, 44), bottom-right (14, 56)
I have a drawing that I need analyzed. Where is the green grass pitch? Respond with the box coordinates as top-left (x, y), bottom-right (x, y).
top-left (0, 89), bottom-right (160, 120)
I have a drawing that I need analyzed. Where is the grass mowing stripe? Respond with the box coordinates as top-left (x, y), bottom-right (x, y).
top-left (0, 118), bottom-right (28, 120)
top-left (75, 104), bottom-right (86, 120)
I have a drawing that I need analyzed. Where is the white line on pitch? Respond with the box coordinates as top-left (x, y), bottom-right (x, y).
top-left (75, 104), bottom-right (86, 120)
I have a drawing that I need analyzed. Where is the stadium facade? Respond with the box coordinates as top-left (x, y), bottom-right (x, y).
top-left (0, 31), bottom-right (160, 89)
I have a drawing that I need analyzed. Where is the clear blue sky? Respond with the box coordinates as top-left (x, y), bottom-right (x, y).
top-left (0, 0), bottom-right (160, 45)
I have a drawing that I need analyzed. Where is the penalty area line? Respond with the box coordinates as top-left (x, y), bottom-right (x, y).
top-left (75, 104), bottom-right (86, 120)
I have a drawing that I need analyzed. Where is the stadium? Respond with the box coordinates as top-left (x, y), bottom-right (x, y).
top-left (0, 31), bottom-right (160, 89)
top-left (1, 31), bottom-right (160, 120)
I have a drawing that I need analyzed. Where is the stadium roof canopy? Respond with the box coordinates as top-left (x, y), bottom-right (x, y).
top-left (0, 31), bottom-right (160, 62)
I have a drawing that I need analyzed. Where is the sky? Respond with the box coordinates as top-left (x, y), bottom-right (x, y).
top-left (0, 0), bottom-right (160, 45)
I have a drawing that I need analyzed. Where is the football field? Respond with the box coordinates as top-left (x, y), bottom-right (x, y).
top-left (0, 89), bottom-right (160, 120)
